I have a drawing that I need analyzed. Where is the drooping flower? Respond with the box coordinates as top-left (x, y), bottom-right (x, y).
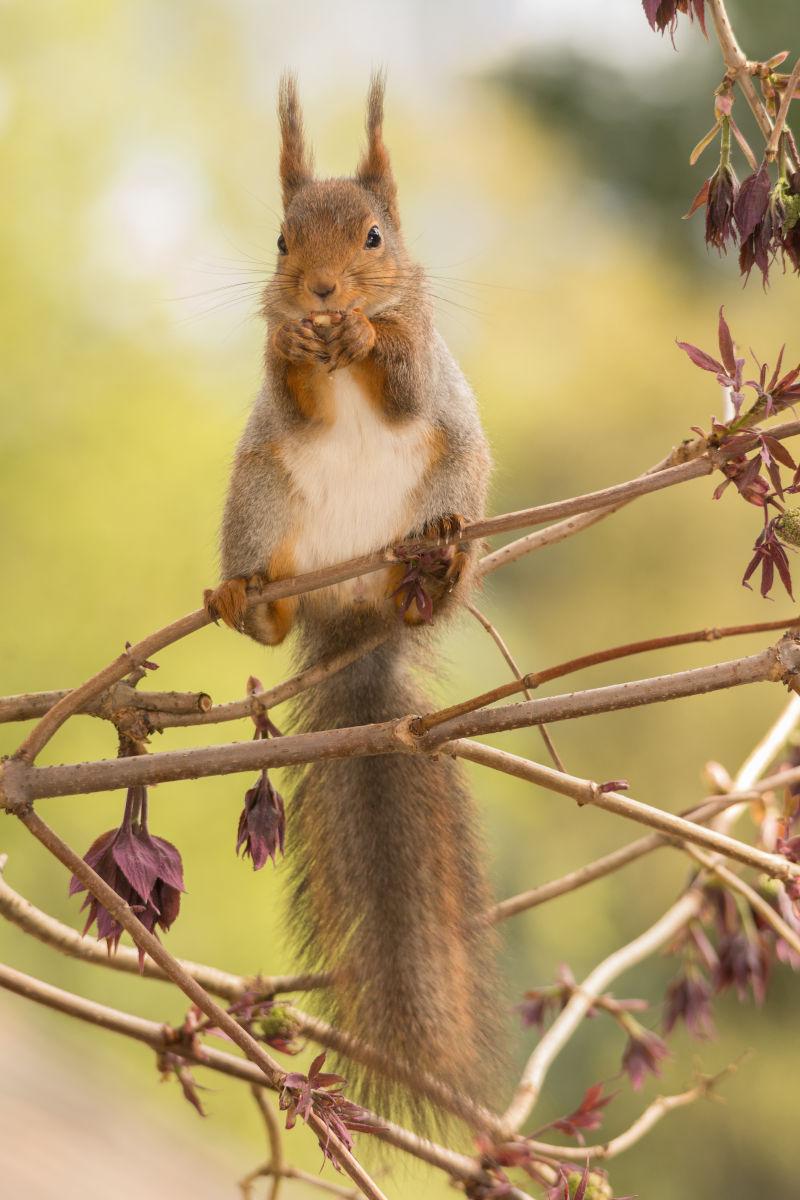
top-left (663, 970), bottom-right (716, 1038)
top-left (236, 678), bottom-right (286, 870)
top-left (620, 1020), bottom-right (670, 1090)
top-left (714, 929), bottom-right (771, 1004)
top-left (69, 785), bottom-right (185, 963)
top-left (685, 162), bottom-right (739, 251)
top-left (733, 161), bottom-right (772, 243)
top-left (391, 544), bottom-right (458, 624)
top-left (237, 770), bottom-right (286, 869)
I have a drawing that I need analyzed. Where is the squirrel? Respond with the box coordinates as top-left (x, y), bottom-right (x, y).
top-left (205, 72), bottom-right (500, 1118)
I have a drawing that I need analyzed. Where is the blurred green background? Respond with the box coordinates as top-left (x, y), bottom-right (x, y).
top-left (2, 1), bottom-right (799, 1196)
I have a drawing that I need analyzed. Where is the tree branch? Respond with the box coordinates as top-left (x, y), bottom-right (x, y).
top-left (706, 0), bottom-right (775, 142)
top-left (5, 639), bottom-right (798, 806)
top-left (453, 741), bottom-right (800, 883)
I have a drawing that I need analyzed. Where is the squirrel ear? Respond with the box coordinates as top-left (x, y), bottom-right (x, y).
top-left (278, 73), bottom-right (313, 209)
top-left (355, 71), bottom-right (399, 225)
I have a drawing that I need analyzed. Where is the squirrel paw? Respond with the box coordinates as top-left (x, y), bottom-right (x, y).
top-left (419, 512), bottom-right (466, 545)
top-left (392, 541), bottom-right (468, 625)
top-left (322, 308), bottom-right (376, 372)
top-left (273, 320), bottom-right (331, 366)
top-left (204, 575), bottom-right (263, 633)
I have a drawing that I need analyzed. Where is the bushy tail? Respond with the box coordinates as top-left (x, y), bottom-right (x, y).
top-left (288, 610), bottom-right (502, 1122)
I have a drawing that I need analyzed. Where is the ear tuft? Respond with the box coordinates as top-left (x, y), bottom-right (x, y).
top-left (278, 72), bottom-right (313, 209)
top-left (355, 70), bottom-right (399, 224)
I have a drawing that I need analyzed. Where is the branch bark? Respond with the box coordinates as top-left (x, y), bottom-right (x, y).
top-left (454, 741), bottom-right (800, 884)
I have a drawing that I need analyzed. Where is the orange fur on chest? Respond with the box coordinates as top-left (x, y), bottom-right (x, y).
top-left (286, 355), bottom-right (389, 426)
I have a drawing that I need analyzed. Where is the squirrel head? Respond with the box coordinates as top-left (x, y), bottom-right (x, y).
top-left (263, 72), bottom-right (417, 322)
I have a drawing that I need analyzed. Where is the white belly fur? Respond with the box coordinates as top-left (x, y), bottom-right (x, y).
top-left (280, 369), bottom-right (430, 607)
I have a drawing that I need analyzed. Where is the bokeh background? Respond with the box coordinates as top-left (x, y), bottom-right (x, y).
top-left (2, 1), bottom-right (799, 1196)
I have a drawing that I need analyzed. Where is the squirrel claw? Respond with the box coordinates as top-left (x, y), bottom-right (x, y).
top-left (421, 513), bottom-right (466, 546)
top-left (204, 576), bottom-right (251, 633)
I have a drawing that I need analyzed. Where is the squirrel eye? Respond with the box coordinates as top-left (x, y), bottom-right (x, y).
top-left (277, 233), bottom-right (288, 255)
top-left (365, 225), bottom-right (382, 249)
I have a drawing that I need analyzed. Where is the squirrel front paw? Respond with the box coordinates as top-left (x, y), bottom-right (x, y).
top-left (273, 320), bottom-right (331, 366)
top-left (418, 512), bottom-right (466, 545)
top-left (204, 576), bottom-right (251, 631)
top-left (318, 308), bottom-right (376, 372)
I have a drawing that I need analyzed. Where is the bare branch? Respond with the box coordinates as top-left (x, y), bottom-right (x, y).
top-left (6, 640), bottom-right (799, 806)
top-left (706, 0), bottom-right (775, 142)
top-left (415, 617), bottom-right (800, 736)
top-left (0, 683), bottom-right (212, 726)
top-left (465, 601), bottom-right (565, 771)
top-left (453, 741), bottom-right (800, 883)
top-left (766, 57), bottom-right (800, 160)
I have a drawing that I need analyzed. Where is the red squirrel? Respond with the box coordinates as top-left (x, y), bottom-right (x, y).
top-left (206, 73), bottom-right (499, 1116)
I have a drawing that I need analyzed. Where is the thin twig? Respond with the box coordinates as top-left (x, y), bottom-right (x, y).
top-left (766, 57), bottom-right (800, 160)
top-left (415, 617), bottom-right (800, 735)
top-left (157, 630), bottom-right (390, 731)
top-left (453, 741), bottom-right (800, 884)
top-left (465, 601), bottom-right (565, 771)
top-left (706, 0), bottom-right (775, 142)
top-left (526, 1065), bottom-right (737, 1161)
top-left (242, 1086), bottom-right (285, 1200)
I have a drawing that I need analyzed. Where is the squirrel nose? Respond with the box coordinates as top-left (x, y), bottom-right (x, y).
top-left (308, 275), bottom-right (337, 301)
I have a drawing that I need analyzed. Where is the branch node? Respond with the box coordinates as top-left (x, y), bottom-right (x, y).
top-left (776, 633), bottom-right (800, 684)
top-left (0, 758), bottom-right (33, 816)
top-left (393, 715), bottom-right (425, 749)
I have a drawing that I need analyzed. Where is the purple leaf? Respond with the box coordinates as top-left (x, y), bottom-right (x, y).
top-left (676, 340), bottom-right (723, 374)
top-left (717, 307), bottom-right (737, 377)
top-left (734, 162), bottom-right (771, 241)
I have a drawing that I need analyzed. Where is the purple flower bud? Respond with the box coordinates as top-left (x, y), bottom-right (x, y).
top-left (663, 971), bottom-right (716, 1039)
top-left (620, 1022), bottom-right (670, 1090)
top-left (69, 786), bottom-right (185, 964)
top-left (237, 770), bottom-right (286, 870)
top-left (714, 930), bottom-right (770, 1004)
